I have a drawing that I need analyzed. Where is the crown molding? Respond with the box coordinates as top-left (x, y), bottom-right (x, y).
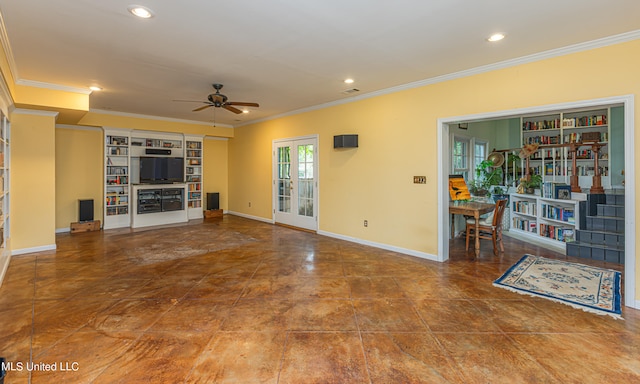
top-left (89, 108), bottom-right (234, 128)
top-left (15, 79), bottom-right (91, 95)
top-left (12, 108), bottom-right (59, 117)
top-left (56, 123), bottom-right (102, 132)
top-left (237, 29), bottom-right (640, 128)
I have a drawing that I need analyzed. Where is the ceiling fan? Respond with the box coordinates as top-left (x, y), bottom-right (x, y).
top-left (175, 83), bottom-right (259, 114)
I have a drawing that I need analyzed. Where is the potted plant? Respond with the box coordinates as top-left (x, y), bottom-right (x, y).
top-left (521, 174), bottom-right (542, 194)
top-left (469, 160), bottom-right (503, 197)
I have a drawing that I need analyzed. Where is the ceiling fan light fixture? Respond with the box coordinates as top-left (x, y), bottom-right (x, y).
top-left (128, 5), bottom-right (154, 19)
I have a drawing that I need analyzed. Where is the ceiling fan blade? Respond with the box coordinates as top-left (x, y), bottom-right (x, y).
top-left (193, 104), bottom-right (213, 112)
top-left (222, 105), bottom-right (243, 114)
top-left (226, 102), bottom-right (259, 107)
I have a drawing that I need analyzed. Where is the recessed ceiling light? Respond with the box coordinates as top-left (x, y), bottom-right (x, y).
top-left (128, 5), bottom-right (154, 19)
top-left (89, 86), bottom-right (102, 91)
top-left (344, 78), bottom-right (355, 84)
top-left (487, 33), bottom-right (505, 42)
top-left (242, 110), bottom-right (249, 114)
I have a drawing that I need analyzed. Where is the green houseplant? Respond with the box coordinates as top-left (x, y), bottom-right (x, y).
top-left (469, 160), bottom-right (503, 196)
top-left (522, 174), bottom-right (542, 194)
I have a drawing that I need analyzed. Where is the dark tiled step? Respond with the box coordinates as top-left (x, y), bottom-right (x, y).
top-left (575, 229), bottom-right (624, 247)
top-left (596, 204), bottom-right (625, 218)
top-left (605, 193), bottom-right (625, 206)
top-left (566, 241), bottom-right (625, 264)
top-left (585, 216), bottom-right (624, 233)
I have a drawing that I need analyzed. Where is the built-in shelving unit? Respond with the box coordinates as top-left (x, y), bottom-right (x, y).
top-left (0, 110), bottom-right (10, 285)
top-left (104, 129), bottom-right (131, 229)
top-left (510, 192), bottom-right (586, 251)
top-left (103, 129), bottom-right (207, 228)
top-left (521, 107), bottom-right (611, 190)
top-left (185, 135), bottom-right (203, 219)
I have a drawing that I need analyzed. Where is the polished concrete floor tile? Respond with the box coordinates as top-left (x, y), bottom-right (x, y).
top-left (279, 332), bottom-right (369, 383)
top-left (434, 333), bottom-right (558, 383)
top-left (221, 298), bottom-right (295, 331)
top-left (187, 331), bottom-right (286, 383)
top-left (0, 216), bottom-right (638, 383)
top-left (149, 299), bottom-right (233, 334)
top-left (362, 332), bottom-right (463, 383)
top-left (414, 299), bottom-right (501, 333)
top-left (290, 299), bottom-right (357, 331)
top-left (352, 299), bottom-right (427, 332)
top-left (348, 276), bottom-right (406, 299)
top-left (92, 331), bottom-right (209, 383)
top-left (31, 327), bottom-right (139, 384)
top-left (510, 333), bottom-right (640, 382)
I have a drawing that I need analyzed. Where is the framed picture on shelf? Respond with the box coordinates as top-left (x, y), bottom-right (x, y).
top-left (554, 185), bottom-right (572, 200)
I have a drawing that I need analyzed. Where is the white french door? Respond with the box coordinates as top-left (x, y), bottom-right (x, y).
top-left (273, 136), bottom-right (318, 231)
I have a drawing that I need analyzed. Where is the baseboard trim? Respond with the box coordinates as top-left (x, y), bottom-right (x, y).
top-left (317, 230), bottom-right (439, 262)
top-left (12, 244), bottom-right (57, 256)
top-left (226, 211), bottom-right (274, 224)
top-left (56, 227), bottom-right (71, 233)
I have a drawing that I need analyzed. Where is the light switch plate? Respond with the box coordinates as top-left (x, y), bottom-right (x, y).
top-left (413, 176), bottom-right (426, 184)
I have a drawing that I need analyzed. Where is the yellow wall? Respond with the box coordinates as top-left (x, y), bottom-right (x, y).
top-left (203, 138), bottom-right (229, 211)
top-left (229, 39), bottom-right (640, 273)
top-left (10, 111), bottom-right (57, 251)
top-left (55, 127), bottom-right (103, 228)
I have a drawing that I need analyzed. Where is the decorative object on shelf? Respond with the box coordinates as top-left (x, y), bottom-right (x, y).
top-left (519, 174), bottom-right (542, 195)
top-left (494, 254), bottom-right (622, 319)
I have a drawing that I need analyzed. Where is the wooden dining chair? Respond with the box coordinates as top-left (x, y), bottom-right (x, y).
top-left (465, 199), bottom-right (508, 255)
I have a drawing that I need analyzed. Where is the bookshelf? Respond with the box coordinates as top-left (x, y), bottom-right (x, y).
top-left (521, 107), bottom-right (611, 190)
top-left (509, 192), bottom-right (586, 251)
top-left (0, 111), bottom-right (10, 284)
top-left (185, 135), bottom-right (203, 219)
top-left (104, 129), bottom-right (131, 229)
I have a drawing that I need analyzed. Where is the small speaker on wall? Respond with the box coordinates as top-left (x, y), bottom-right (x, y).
top-left (79, 199), bottom-right (94, 222)
top-left (334, 134), bottom-right (358, 148)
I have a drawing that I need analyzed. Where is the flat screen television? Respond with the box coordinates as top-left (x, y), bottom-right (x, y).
top-left (139, 157), bottom-right (184, 183)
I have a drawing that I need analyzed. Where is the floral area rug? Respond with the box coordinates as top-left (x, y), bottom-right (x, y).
top-left (494, 254), bottom-right (622, 319)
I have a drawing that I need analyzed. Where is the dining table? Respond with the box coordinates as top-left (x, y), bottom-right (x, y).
top-left (449, 200), bottom-right (496, 256)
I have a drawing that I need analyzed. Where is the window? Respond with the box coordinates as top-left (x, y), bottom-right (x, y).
top-left (473, 140), bottom-right (488, 173)
top-left (452, 136), bottom-right (470, 180)
top-left (451, 135), bottom-right (489, 182)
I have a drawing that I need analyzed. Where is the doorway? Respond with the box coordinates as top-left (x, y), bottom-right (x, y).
top-left (273, 136), bottom-right (318, 231)
top-left (437, 96), bottom-right (636, 309)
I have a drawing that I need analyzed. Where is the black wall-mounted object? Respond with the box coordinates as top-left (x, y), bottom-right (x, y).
top-left (207, 192), bottom-right (220, 210)
top-left (333, 134), bottom-right (358, 148)
top-left (146, 148), bottom-right (172, 155)
top-left (79, 199), bottom-right (94, 222)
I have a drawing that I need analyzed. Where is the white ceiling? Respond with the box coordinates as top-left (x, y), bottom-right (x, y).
top-left (1, 0), bottom-right (639, 127)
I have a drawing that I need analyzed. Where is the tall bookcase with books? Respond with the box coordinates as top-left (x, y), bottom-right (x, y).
top-left (185, 135), bottom-right (204, 219)
top-left (521, 107), bottom-right (611, 190)
top-left (104, 129), bottom-right (131, 229)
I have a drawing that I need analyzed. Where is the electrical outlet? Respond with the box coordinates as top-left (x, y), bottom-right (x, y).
top-left (364, 220), bottom-right (368, 227)
top-left (413, 176), bottom-right (426, 184)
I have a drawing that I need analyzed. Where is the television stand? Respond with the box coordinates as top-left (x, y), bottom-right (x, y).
top-left (131, 184), bottom-right (188, 228)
